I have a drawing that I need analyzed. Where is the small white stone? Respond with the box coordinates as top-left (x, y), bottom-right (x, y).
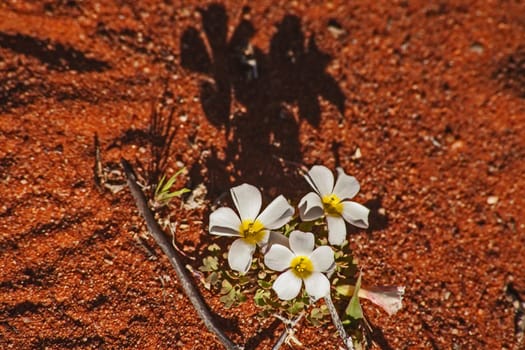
top-left (487, 196), bottom-right (499, 205)
top-left (352, 147), bottom-right (362, 159)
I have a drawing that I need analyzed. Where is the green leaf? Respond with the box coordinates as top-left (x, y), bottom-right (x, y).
top-left (308, 307), bottom-right (323, 326)
top-left (155, 175), bottom-right (167, 196)
top-left (335, 284), bottom-right (355, 297)
top-left (220, 293), bottom-right (235, 308)
top-left (282, 221), bottom-right (298, 236)
top-left (220, 279), bottom-right (233, 295)
top-left (287, 300), bottom-right (305, 314)
top-left (257, 279), bottom-right (272, 289)
top-left (205, 271), bottom-right (219, 288)
top-left (207, 243), bottom-right (221, 252)
top-left (345, 273), bottom-right (364, 319)
top-left (297, 221), bottom-right (313, 232)
top-left (199, 256), bottom-right (219, 272)
top-left (219, 286), bottom-right (247, 308)
top-left (310, 307), bottom-right (322, 318)
top-left (238, 275), bottom-right (251, 286)
top-left (266, 296), bottom-right (282, 309)
top-left (153, 169), bottom-right (189, 207)
top-left (254, 289), bottom-right (270, 306)
top-left (158, 168), bottom-right (185, 194)
top-left (159, 188), bottom-right (191, 200)
top-left (224, 269), bottom-right (240, 280)
top-left (236, 290), bottom-right (247, 303)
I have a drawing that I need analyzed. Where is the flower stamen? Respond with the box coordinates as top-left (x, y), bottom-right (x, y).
top-left (322, 194), bottom-right (343, 216)
top-left (290, 255), bottom-right (313, 279)
top-left (239, 219), bottom-right (266, 245)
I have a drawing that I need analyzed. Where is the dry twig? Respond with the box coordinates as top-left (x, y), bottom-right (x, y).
top-left (121, 158), bottom-right (240, 350)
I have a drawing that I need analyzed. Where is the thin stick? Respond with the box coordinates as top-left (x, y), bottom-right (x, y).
top-left (271, 311), bottom-right (305, 350)
top-left (324, 294), bottom-right (354, 350)
top-left (121, 158), bottom-right (240, 350)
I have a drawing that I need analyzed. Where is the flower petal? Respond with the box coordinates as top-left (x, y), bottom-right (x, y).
top-left (358, 286), bottom-right (405, 316)
top-left (342, 201), bottom-right (370, 229)
top-left (257, 195), bottom-right (294, 229)
top-left (326, 216), bottom-right (347, 245)
top-left (272, 270), bottom-right (302, 300)
top-left (304, 272), bottom-right (330, 300)
top-left (228, 239), bottom-right (255, 274)
top-left (230, 183), bottom-right (261, 220)
top-left (289, 230), bottom-right (314, 255)
top-left (333, 168), bottom-right (360, 200)
top-left (209, 207), bottom-right (241, 236)
top-left (309, 246), bottom-right (334, 272)
top-left (305, 165), bottom-right (334, 196)
top-left (260, 231), bottom-right (290, 255)
top-left (298, 192), bottom-right (324, 221)
top-left (256, 230), bottom-right (271, 247)
top-left (264, 244), bottom-right (294, 271)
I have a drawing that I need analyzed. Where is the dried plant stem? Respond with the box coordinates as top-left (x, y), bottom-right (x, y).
top-left (272, 311), bottom-right (306, 350)
top-left (121, 159), bottom-right (240, 350)
top-left (324, 294), bottom-right (354, 350)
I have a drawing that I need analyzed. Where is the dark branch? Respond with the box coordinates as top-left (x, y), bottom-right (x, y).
top-left (121, 158), bottom-right (241, 350)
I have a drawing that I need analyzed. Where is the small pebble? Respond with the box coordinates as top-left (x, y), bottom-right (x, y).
top-left (469, 42), bottom-right (484, 54)
top-left (487, 196), bottom-right (498, 205)
top-left (327, 19), bottom-right (346, 39)
top-left (352, 147), bottom-right (362, 159)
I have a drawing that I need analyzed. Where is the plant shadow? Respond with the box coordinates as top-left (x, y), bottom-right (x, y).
top-left (493, 46), bottom-right (525, 98)
top-left (103, 82), bottom-right (181, 192)
top-left (147, 86), bottom-right (181, 188)
top-left (244, 318), bottom-right (282, 349)
top-left (181, 4), bottom-right (346, 199)
top-left (365, 197), bottom-right (389, 233)
top-left (0, 32), bottom-right (110, 72)
top-left (367, 320), bottom-right (395, 350)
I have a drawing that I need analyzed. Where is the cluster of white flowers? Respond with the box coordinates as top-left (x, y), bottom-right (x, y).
top-left (209, 164), bottom-right (404, 318)
top-left (209, 165), bottom-right (371, 301)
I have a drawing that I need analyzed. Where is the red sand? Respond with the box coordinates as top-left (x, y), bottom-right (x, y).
top-left (1, 1), bottom-right (525, 349)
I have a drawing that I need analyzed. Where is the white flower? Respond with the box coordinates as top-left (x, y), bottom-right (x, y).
top-left (209, 183), bottom-right (294, 274)
top-left (358, 286), bottom-right (405, 316)
top-left (298, 165), bottom-right (369, 245)
top-left (264, 230), bottom-right (334, 300)
top-left (261, 231), bottom-right (290, 254)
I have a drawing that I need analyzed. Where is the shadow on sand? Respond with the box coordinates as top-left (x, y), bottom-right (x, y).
top-left (180, 4), bottom-right (345, 199)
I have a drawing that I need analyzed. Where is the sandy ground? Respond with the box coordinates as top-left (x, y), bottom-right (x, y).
top-left (1, 1), bottom-right (525, 349)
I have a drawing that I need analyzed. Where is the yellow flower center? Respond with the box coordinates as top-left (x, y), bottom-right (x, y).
top-left (290, 255), bottom-right (314, 279)
top-left (239, 219), bottom-right (266, 245)
top-left (322, 193), bottom-right (343, 216)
